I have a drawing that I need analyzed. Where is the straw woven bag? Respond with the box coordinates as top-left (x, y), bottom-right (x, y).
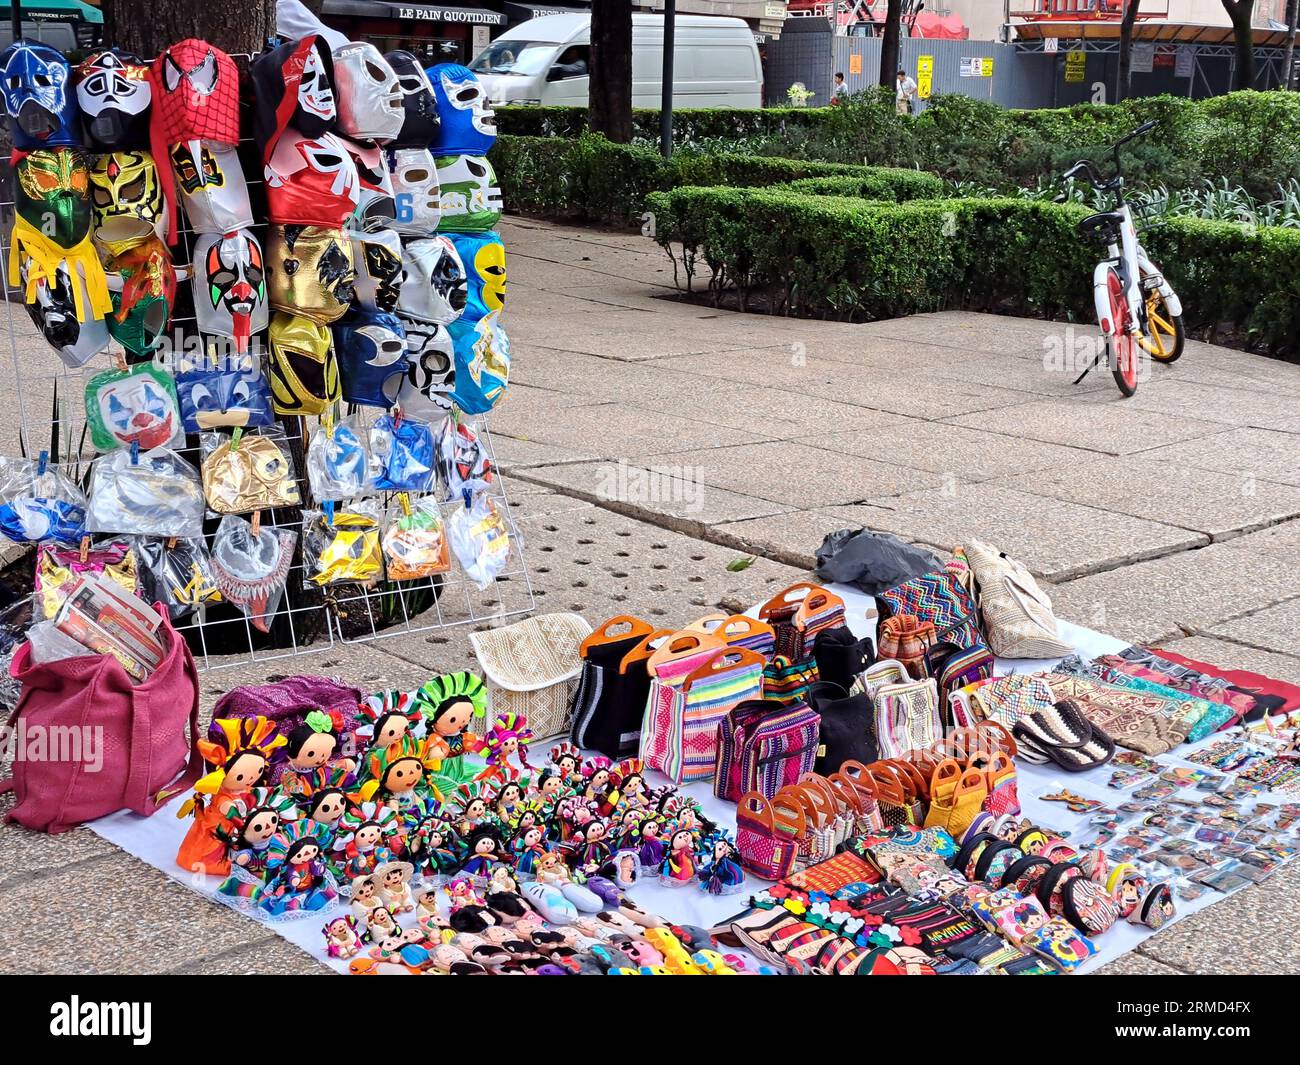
top-left (468, 612), bottom-right (593, 739)
top-left (965, 539), bottom-right (1072, 660)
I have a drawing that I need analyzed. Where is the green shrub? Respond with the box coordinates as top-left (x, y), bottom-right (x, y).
top-left (495, 104), bottom-right (835, 144)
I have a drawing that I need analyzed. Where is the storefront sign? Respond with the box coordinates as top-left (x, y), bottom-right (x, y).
top-left (1131, 42), bottom-right (1155, 74)
top-left (917, 55), bottom-right (933, 99)
top-left (395, 5), bottom-right (505, 24)
top-left (849, 54), bottom-right (863, 75)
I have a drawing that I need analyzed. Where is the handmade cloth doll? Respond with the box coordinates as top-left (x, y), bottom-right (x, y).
top-left (356, 689), bottom-right (422, 750)
top-left (251, 36), bottom-right (337, 163)
top-left (350, 227), bottom-right (403, 313)
top-left (0, 40), bottom-right (80, 149)
top-left (100, 237), bottom-right (176, 360)
top-left (256, 820), bottom-right (339, 917)
top-left (90, 150), bottom-right (164, 246)
top-left (386, 50), bottom-right (440, 149)
top-left (214, 787), bottom-right (300, 903)
top-left (638, 816), bottom-right (668, 873)
top-left (698, 832), bottom-right (745, 895)
top-left (447, 231), bottom-right (505, 324)
top-left (336, 801), bottom-right (402, 882)
top-left (174, 352), bottom-right (274, 432)
top-left (449, 780), bottom-right (493, 835)
top-left (278, 709), bottom-right (355, 797)
top-left (265, 130), bottom-right (360, 228)
top-left (435, 153), bottom-right (502, 232)
top-left (448, 312), bottom-right (509, 415)
top-left (332, 42), bottom-right (403, 143)
top-left (427, 63), bottom-right (496, 156)
top-left (333, 307), bottom-right (408, 407)
top-left (396, 320), bottom-right (455, 422)
top-left (460, 824), bottom-right (509, 879)
top-left (176, 716), bottom-right (286, 876)
top-left (269, 312), bottom-right (340, 416)
top-left (75, 49), bottom-right (151, 151)
top-left (416, 671), bottom-right (488, 788)
top-left (149, 40), bottom-right (241, 243)
top-left (170, 140), bottom-right (254, 234)
top-left (396, 235), bottom-right (466, 324)
top-left (358, 733), bottom-right (434, 811)
top-left (192, 229), bottom-right (268, 353)
top-left (268, 223), bottom-right (355, 323)
top-left (477, 713), bottom-right (534, 786)
top-left (386, 147), bottom-right (441, 235)
top-left (299, 768), bottom-right (355, 835)
top-left (661, 827), bottom-right (699, 886)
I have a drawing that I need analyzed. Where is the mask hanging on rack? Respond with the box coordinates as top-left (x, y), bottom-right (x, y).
top-left (268, 224), bottom-right (355, 324)
top-left (75, 48), bottom-right (152, 151)
top-left (0, 40), bottom-right (81, 149)
top-left (269, 312), bottom-right (340, 416)
top-left (170, 139), bottom-right (254, 234)
top-left (332, 42), bottom-right (403, 144)
top-left (333, 307), bottom-right (408, 408)
top-left (427, 63), bottom-right (496, 156)
top-left (209, 514), bottom-right (297, 634)
top-left (396, 235), bottom-right (466, 325)
top-left (192, 229), bottom-right (269, 352)
top-left (83, 362), bottom-right (183, 453)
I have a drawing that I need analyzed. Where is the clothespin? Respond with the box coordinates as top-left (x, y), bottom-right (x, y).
top-left (230, 426), bottom-right (243, 452)
top-left (392, 406), bottom-right (403, 430)
top-left (397, 492), bottom-right (412, 517)
top-left (79, 535), bottom-right (90, 563)
top-left (37, 450), bottom-right (48, 476)
top-left (166, 537), bottom-right (178, 551)
top-left (114, 350), bottom-right (128, 372)
top-left (324, 500), bottom-right (335, 526)
top-left (130, 440), bottom-right (140, 466)
top-left (251, 509), bottom-right (261, 537)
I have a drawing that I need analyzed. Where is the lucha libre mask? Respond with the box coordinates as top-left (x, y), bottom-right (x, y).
top-left (332, 43), bottom-right (403, 144)
top-left (16, 148), bottom-right (92, 250)
top-left (149, 40), bottom-right (241, 242)
top-left (192, 230), bottom-right (269, 353)
top-left (396, 319), bottom-right (456, 423)
top-left (90, 150), bottom-right (164, 246)
top-left (344, 136), bottom-right (397, 232)
top-left (428, 64), bottom-right (496, 156)
top-left (75, 49), bottom-right (151, 151)
top-left (268, 224), bottom-right (356, 325)
top-left (0, 40), bottom-right (80, 149)
top-left (449, 312), bottom-right (510, 415)
top-left (396, 236), bottom-right (466, 326)
top-left (202, 430), bottom-right (302, 515)
top-left (385, 50), bottom-right (440, 150)
top-left (435, 153), bottom-right (503, 233)
top-left (19, 257), bottom-right (110, 368)
top-left (101, 237), bottom-right (176, 359)
top-left (350, 227), bottom-right (403, 313)
top-left (265, 129), bottom-right (360, 228)
top-left (448, 231), bottom-right (506, 324)
top-left (175, 352), bottom-right (274, 432)
top-left (84, 363), bottom-right (183, 452)
top-left (333, 308), bottom-right (408, 408)
top-left (251, 36), bottom-right (337, 161)
top-left (386, 148), bottom-right (441, 236)
top-left (170, 140), bottom-right (254, 234)
top-left (269, 312), bottom-right (339, 416)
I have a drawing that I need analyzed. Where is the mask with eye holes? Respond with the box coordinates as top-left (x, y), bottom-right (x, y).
top-left (268, 224), bottom-right (356, 326)
top-left (332, 43), bottom-right (403, 144)
top-left (386, 147), bottom-right (441, 236)
top-left (251, 36), bottom-right (337, 162)
top-left (265, 128), bottom-right (360, 228)
top-left (434, 153), bottom-right (502, 233)
top-left (175, 352), bottom-right (274, 432)
top-left (170, 140), bottom-right (254, 234)
top-left (385, 50), bottom-right (439, 149)
top-left (192, 230), bottom-right (269, 353)
top-left (90, 150), bottom-right (164, 246)
top-left (333, 307), bottom-right (409, 408)
top-left (396, 235), bottom-right (466, 326)
top-left (20, 256), bottom-right (110, 368)
top-left (427, 63), bottom-right (495, 156)
top-left (350, 227), bottom-right (403, 314)
top-left (0, 40), bottom-right (79, 149)
top-left (75, 48), bottom-right (151, 151)
top-left (345, 136), bottom-right (397, 232)
top-left (395, 318), bottom-right (455, 423)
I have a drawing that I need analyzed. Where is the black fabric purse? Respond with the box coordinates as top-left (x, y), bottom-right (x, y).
top-left (808, 680), bottom-right (877, 775)
top-left (569, 617), bottom-right (658, 759)
top-left (813, 625), bottom-right (875, 692)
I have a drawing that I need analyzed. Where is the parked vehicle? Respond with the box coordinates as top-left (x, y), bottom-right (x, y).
top-left (470, 12), bottom-right (763, 109)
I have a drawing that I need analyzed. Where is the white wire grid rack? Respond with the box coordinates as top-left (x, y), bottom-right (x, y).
top-left (1, 132), bottom-right (536, 671)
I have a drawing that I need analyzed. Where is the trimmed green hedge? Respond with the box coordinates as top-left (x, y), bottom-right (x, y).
top-left (495, 104), bottom-right (837, 142)
top-left (490, 132), bottom-right (941, 224)
top-left (646, 184), bottom-right (1300, 351)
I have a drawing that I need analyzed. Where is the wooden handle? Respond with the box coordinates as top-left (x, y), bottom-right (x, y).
top-left (581, 615), bottom-right (655, 654)
top-left (769, 790), bottom-right (807, 837)
top-left (619, 628), bottom-right (674, 675)
top-left (795, 588), bottom-right (844, 627)
top-left (714, 614), bottom-right (774, 644)
top-left (737, 791), bottom-right (775, 832)
top-left (646, 631), bottom-right (726, 675)
top-left (826, 772), bottom-right (865, 814)
top-left (683, 646), bottom-right (766, 689)
top-left (759, 581), bottom-right (820, 620)
top-left (681, 612), bottom-right (728, 636)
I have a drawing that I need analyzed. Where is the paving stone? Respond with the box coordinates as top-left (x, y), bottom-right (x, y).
top-left (925, 352), bottom-right (1114, 399)
top-left (1206, 597), bottom-right (1300, 658)
top-left (852, 481), bottom-right (1202, 580)
top-left (1154, 635), bottom-right (1300, 686)
top-left (491, 433), bottom-right (600, 469)
top-left (1124, 380), bottom-right (1300, 433)
top-left (645, 440), bottom-right (943, 508)
top-left (712, 507), bottom-right (876, 568)
top-left (1135, 428), bottom-right (1300, 487)
top-left (167, 936), bottom-right (331, 975)
top-left (496, 401), bottom-right (773, 457)
top-left (0, 792), bottom-right (120, 877)
top-left (1217, 517), bottom-right (1300, 558)
top-left (1095, 953), bottom-right (1187, 976)
top-left (1048, 544), bottom-right (1300, 644)
top-left (1000, 456), bottom-right (1300, 539)
top-left (947, 398), bottom-right (1229, 455)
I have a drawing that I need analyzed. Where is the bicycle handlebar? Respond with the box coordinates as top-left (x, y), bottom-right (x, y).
top-left (1061, 121), bottom-right (1157, 189)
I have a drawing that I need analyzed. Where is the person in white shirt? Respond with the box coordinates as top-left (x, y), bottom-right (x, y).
top-left (895, 69), bottom-right (918, 115)
top-left (831, 72), bottom-right (846, 102)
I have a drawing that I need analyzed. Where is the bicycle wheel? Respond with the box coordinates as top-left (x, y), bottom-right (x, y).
top-left (1105, 270), bottom-right (1139, 397)
top-left (1138, 288), bottom-right (1185, 363)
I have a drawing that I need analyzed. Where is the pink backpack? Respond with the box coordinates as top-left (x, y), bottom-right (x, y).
top-left (2, 609), bottom-right (201, 834)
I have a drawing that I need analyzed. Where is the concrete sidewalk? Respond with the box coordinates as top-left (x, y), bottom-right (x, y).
top-left (2, 216), bottom-right (1298, 975)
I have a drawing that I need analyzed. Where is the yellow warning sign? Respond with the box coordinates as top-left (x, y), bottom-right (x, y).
top-left (849, 53), bottom-right (862, 75)
top-left (1065, 50), bottom-right (1086, 83)
top-left (917, 55), bottom-right (933, 99)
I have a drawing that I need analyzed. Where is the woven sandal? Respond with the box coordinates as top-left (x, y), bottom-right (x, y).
top-left (1012, 699), bottom-right (1115, 772)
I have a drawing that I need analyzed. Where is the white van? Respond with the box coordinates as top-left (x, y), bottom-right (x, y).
top-left (471, 13), bottom-right (762, 109)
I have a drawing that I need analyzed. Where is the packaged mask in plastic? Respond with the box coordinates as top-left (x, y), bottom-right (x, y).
top-left (369, 414), bottom-right (434, 492)
top-left (381, 493), bottom-right (450, 580)
top-left (130, 535), bottom-right (223, 621)
top-left (448, 492), bottom-right (510, 590)
top-left (201, 427), bottom-right (302, 515)
top-left (34, 538), bottom-right (137, 620)
top-left (435, 416), bottom-right (495, 503)
top-left (302, 506), bottom-right (383, 588)
top-left (86, 446), bottom-right (205, 538)
top-left (83, 362), bottom-right (183, 452)
top-left (306, 416), bottom-right (372, 502)
top-left (209, 514), bottom-right (297, 634)
top-left (0, 455), bottom-right (87, 545)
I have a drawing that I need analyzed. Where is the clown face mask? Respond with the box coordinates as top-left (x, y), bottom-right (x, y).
top-left (84, 363), bottom-right (183, 452)
top-left (90, 150), bottom-right (164, 246)
top-left (269, 312), bottom-right (340, 416)
top-left (428, 64), bottom-right (495, 156)
top-left (350, 228), bottom-right (403, 313)
top-left (396, 236), bottom-right (466, 326)
top-left (449, 313), bottom-right (510, 416)
top-left (76, 49), bottom-right (151, 151)
top-left (333, 308), bottom-right (408, 408)
top-left (265, 129), bottom-right (360, 228)
top-left (20, 257), bottom-right (110, 367)
top-left (17, 148), bottom-right (92, 250)
top-left (435, 154), bottom-right (502, 233)
top-left (175, 353), bottom-right (274, 432)
top-left (171, 140), bottom-right (253, 233)
top-left (396, 319), bottom-right (455, 423)
top-left (251, 36), bottom-right (337, 160)
top-left (0, 40), bottom-right (79, 148)
top-left (193, 230), bottom-right (269, 353)
top-left (332, 43), bottom-right (403, 144)
top-left (101, 237), bottom-right (176, 359)
top-left (201, 428), bottom-right (302, 515)
top-left (386, 148), bottom-right (441, 236)
top-left (448, 231), bottom-right (506, 324)
top-left (268, 224), bottom-right (355, 325)
top-left (386, 50), bottom-right (439, 150)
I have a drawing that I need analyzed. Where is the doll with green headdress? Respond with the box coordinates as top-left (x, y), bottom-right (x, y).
top-left (279, 708), bottom-right (356, 798)
top-left (415, 671), bottom-right (488, 792)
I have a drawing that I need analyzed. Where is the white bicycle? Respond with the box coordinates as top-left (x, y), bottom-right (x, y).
top-left (1063, 121), bottom-right (1185, 397)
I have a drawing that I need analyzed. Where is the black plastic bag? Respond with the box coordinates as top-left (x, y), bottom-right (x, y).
top-left (814, 527), bottom-right (940, 597)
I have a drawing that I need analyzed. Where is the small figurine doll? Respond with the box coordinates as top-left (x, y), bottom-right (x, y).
top-left (660, 826), bottom-right (698, 886)
top-left (300, 769), bottom-right (355, 833)
top-left (350, 873), bottom-right (381, 927)
top-left (177, 716), bottom-right (286, 876)
top-left (257, 820), bottom-right (339, 916)
top-left (415, 671), bottom-right (487, 790)
top-left (512, 823), bottom-right (549, 878)
top-left (492, 777), bottom-right (528, 826)
top-left (460, 824), bottom-right (508, 880)
top-left (582, 757), bottom-right (614, 807)
top-left (698, 831), bottom-right (745, 896)
top-left (336, 800), bottom-right (402, 882)
top-left (549, 742), bottom-right (581, 781)
top-left (358, 733), bottom-right (435, 813)
top-left (476, 712), bottom-right (534, 785)
top-left (606, 849), bottom-right (642, 891)
top-left (535, 768), bottom-right (569, 809)
top-left (373, 859), bottom-right (417, 914)
top-left (278, 709), bottom-right (356, 796)
top-left (638, 815), bottom-right (667, 873)
top-left (364, 905), bottom-right (400, 941)
top-left (324, 915), bottom-right (365, 959)
top-left (447, 876), bottom-right (486, 912)
top-left (356, 689), bottom-right (423, 750)
top-left (572, 818), bottom-right (612, 876)
top-left (450, 780), bottom-right (494, 835)
top-left (611, 759), bottom-right (648, 813)
top-left (215, 787), bottom-right (300, 903)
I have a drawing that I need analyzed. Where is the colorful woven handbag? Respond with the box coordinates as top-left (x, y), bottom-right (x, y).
top-left (878, 568), bottom-right (981, 650)
top-left (714, 698), bottom-right (821, 802)
top-left (759, 582), bottom-right (847, 664)
top-left (736, 791), bottom-right (803, 879)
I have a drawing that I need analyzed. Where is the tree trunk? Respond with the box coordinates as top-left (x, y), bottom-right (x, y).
top-left (103, 0), bottom-right (274, 58)
top-left (590, 0), bottom-right (633, 143)
top-left (1221, 0), bottom-right (1257, 90)
top-left (1117, 0), bottom-right (1142, 102)
top-left (878, 0), bottom-right (904, 89)
top-left (1285, 0), bottom-right (1299, 89)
